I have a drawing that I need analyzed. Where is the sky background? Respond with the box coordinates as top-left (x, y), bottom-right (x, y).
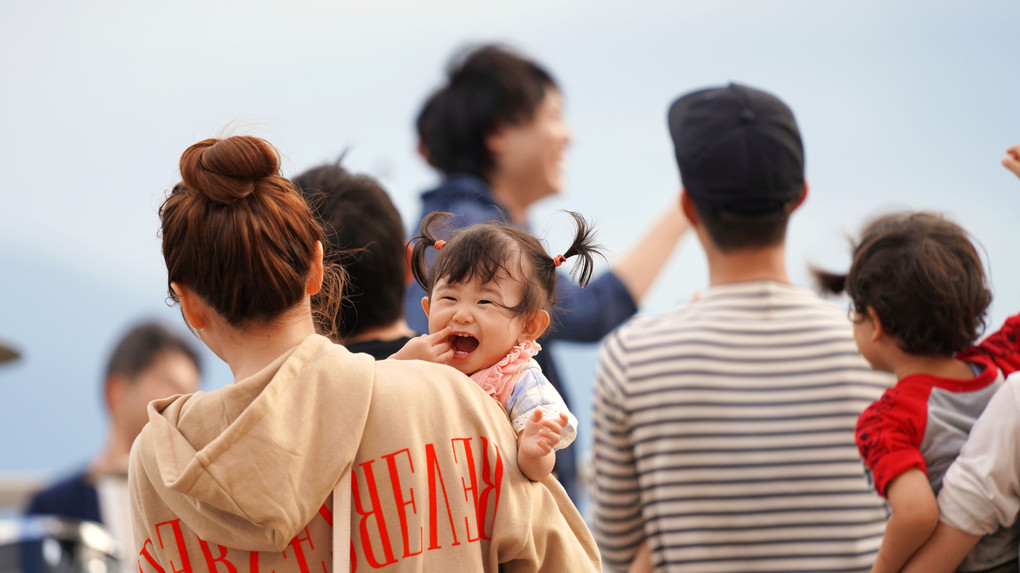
top-left (1, 0), bottom-right (1018, 491)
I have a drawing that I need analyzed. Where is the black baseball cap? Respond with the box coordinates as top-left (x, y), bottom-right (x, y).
top-left (668, 83), bottom-right (804, 214)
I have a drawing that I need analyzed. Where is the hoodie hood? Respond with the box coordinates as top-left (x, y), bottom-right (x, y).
top-left (132, 334), bottom-right (373, 552)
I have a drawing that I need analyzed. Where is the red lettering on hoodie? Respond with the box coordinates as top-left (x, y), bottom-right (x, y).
top-left (425, 442), bottom-right (461, 551)
top-left (198, 539), bottom-right (238, 573)
top-left (138, 538), bottom-right (167, 573)
top-left (318, 503), bottom-right (333, 527)
top-left (452, 438), bottom-right (483, 542)
top-left (352, 459), bottom-right (398, 568)
top-left (282, 527), bottom-right (315, 573)
top-left (382, 448), bottom-right (424, 558)
top-left (154, 519), bottom-right (193, 573)
top-left (477, 437), bottom-right (504, 541)
top-left (451, 437), bottom-right (504, 542)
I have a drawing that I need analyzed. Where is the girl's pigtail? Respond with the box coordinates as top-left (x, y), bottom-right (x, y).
top-left (810, 265), bottom-right (848, 296)
top-left (811, 232), bottom-right (858, 297)
top-left (409, 211), bottom-right (451, 291)
top-left (557, 210), bottom-right (604, 288)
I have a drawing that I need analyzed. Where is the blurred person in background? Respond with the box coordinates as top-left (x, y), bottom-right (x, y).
top-left (409, 43), bottom-right (690, 500)
top-left (294, 160), bottom-right (418, 359)
top-left (24, 321), bottom-right (200, 564)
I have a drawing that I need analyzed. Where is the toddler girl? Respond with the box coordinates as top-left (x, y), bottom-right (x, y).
top-left (393, 211), bottom-right (601, 482)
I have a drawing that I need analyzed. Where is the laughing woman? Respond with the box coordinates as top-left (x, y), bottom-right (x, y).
top-left (407, 44), bottom-right (690, 499)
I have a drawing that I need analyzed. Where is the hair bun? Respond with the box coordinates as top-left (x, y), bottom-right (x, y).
top-left (179, 136), bottom-right (281, 205)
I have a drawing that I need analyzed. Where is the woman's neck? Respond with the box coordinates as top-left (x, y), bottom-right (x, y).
top-left (217, 304), bottom-right (318, 382)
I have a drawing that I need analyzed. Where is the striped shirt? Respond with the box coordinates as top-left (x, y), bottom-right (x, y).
top-left (592, 281), bottom-right (892, 572)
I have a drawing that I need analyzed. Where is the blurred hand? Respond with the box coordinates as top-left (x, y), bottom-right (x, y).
top-left (1004, 144), bottom-right (1020, 180)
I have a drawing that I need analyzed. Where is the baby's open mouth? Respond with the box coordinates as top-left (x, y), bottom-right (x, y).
top-left (450, 333), bottom-right (479, 357)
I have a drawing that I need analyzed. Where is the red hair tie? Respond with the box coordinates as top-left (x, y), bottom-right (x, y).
top-left (552, 254), bottom-right (567, 267)
top-left (434, 240), bottom-right (446, 250)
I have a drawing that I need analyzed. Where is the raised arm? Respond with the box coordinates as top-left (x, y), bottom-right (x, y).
top-left (610, 200), bottom-right (690, 303)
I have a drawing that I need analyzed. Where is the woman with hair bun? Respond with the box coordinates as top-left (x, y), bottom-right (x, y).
top-left (129, 135), bottom-right (601, 572)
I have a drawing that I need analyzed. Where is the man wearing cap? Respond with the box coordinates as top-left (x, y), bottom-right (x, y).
top-left (590, 83), bottom-right (891, 572)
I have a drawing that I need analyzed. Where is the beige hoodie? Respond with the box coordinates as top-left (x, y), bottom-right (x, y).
top-left (129, 334), bottom-right (600, 572)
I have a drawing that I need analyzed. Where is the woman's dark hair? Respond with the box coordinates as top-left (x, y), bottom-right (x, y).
top-left (409, 211), bottom-right (601, 321)
top-left (814, 211), bottom-right (991, 356)
top-left (416, 44), bottom-right (557, 181)
top-left (293, 161), bottom-right (406, 341)
top-left (159, 136), bottom-right (342, 335)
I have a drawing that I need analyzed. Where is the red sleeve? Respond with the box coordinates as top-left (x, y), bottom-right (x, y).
top-left (855, 383), bottom-right (930, 498)
top-left (962, 313), bottom-right (1020, 377)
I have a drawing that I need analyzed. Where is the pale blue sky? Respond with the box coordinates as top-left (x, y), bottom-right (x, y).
top-left (1, 0), bottom-right (1017, 476)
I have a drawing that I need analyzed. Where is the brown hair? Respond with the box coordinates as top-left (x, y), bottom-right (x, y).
top-left (814, 211), bottom-right (991, 356)
top-left (409, 211), bottom-right (601, 321)
top-left (159, 136), bottom-right (342, 334)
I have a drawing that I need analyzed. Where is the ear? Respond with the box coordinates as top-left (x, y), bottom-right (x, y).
top-left (421, 296), bottom-right (431, 318)
top-left (519, 310), bottom-right (551, 343)
top-left (171, 282), bottom-right (208, 331)
top-left (104, 374), bottom-right (125, 415)
top-left (680, 189), bottom-right (700, 227)
top-left (865, 306), bottom-right (885, 343)
top-left (485, 125), bottom-right (509, 158)
top-left (305, 241), bottom-right (324, 295)
top-left (785, 182), bottom-right (809, 214)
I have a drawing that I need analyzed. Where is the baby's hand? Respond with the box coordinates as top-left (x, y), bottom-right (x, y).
top-left (388, 327), bottom-right (453, 363)
top-left (1004, 144), bottom-right (1020, 180)
top-left (519, 410), bottom-right (568, 458)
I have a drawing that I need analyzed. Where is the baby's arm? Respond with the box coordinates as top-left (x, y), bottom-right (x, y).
top-left (517, 409), bottom-right (568, 482)
top-left (388, 327), bottom-right (453, 362)
top-left (1003, 144), bottom-right (1020, 179)
top-left (871, 468), bottom-right (939, 573)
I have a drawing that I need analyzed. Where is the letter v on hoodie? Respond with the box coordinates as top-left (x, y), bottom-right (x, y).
top-left (129, 334), bottom-right (601, 572)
